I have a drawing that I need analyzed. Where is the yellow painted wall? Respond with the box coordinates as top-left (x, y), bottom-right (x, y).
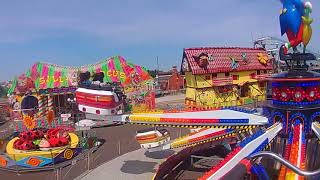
top-left (250, 83), bottom-right (261, 96)
top-left (194, 88), bottom-right (238, 107)
top-left (231, 70), bottom-right (257, 85)
top-left (185, 88), bottom-right (196, 101)
top-left (189, 70), bottom-right (258, 89)
top-left (185, 70), bottom-right (267, 107)
top-left (195, 75), bottom-right (212, 88)
top-left (185, 72), bottom-right (196, 88)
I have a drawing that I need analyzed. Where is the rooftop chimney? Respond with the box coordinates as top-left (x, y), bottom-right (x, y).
top-left (172, 66), bottom-right (177, 73)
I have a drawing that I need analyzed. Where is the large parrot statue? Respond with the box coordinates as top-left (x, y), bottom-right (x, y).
top-left (279, 0), bottom-right (313, 54)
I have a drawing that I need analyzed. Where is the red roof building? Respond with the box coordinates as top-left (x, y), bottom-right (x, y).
top-left (181, 47), bottom-right (273, 108)
top-left (156, 66), bottom-right (185, 95)
top-left (182, 47), bottom-right (273, 74)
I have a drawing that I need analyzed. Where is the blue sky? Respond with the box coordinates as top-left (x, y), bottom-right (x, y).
top-left (0, 0), bottom-right (319, 81)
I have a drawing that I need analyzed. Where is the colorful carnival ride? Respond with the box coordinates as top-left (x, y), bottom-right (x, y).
top-left (76, 1), bottom-right (320, 179)
top-left (6, 128), bottom-right (80, 168)
top-left (0, 56), bottom-right (153, 171)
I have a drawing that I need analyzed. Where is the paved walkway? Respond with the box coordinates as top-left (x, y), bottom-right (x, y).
top-left (156, 94), bottom-right (185, 110)
top-left (77, 148), bottom-right (177, 180)
top-left (155, 94), bottom-right (185, 103)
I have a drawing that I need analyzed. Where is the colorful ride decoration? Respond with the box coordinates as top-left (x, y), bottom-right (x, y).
top-left (271, 80), bottom-right (320, 106)
top-left (7, 56), bottom-right (151, 93)
top-left (38, 96), bottom-right (47, 118)
top-left (257, 53), bottom-right (269, 65)
top-left (54, 148), bottom-right (82, 164)
top-left (23, 115), bottom-right (36, 130)
top-left (6, 127), bottom-right (79, 168)
top-left (125, 79), bottom-right (155, 112)
top-left (280, 0), bottom-right (313, 53)
top-left (13, 118), bottom-right (65, 133)
top-left (193, 52), bottom-right (209, 68)
top-left (6, 55), bottom-right (153, 121)
top-left (0, 155), bottom-right (14, 168)
top-left (0, 155), bottom-right (7, 167)
top-left (46, 110), bottom-right (55, 125)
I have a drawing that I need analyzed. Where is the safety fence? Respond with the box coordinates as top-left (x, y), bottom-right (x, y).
top-left (184, 95), bottom-right (266, 110)
top-left (156, 89), bottom-right (186, 97)
top-left (0, 147), bottom-right (98, 180)
top-left (159, 95), bottom-right (266, 112)
top-left (153, 138), bottom-right (231, 180)
top-left (0, 124), bottom-right (187, 180)
top-left (0, 122), bottom-right (100, 180)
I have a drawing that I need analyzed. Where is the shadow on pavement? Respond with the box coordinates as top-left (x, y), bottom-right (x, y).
top-left (144, 150), bottom-right (175, 159)
top-left (121, 160), bottom-right (157, 174)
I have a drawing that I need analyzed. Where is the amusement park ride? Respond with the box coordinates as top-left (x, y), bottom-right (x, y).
top-left (0, 0), bottom-right (319, 180)
top-left (74, 1), bottom-right (320, 179)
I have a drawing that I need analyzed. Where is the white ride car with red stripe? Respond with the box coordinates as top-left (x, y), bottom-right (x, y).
top-left (76, 88), bottom-right (124, 116)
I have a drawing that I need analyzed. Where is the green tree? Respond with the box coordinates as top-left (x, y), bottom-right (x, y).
top-left (147, 70), bottom-right (157, 78)
top-left (0, 86), bottom-right (8, 97)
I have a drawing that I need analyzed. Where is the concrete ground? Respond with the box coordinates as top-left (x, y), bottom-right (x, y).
top-left (156, 93), bottom-right (185, 109)
top-left (77, 148), bottom-right (179, 180)
top-left (155, 93), bottom-right (185, 104)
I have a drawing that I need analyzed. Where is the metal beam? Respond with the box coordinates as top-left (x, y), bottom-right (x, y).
top-left (250, 151), bottom-right (320, 177)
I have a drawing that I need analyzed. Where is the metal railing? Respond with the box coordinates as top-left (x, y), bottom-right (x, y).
top-left (0, 146), bottom-right (97, 172)
top-left (0, 133), bottom-right (102, 180)
top-left (186, 95), bottom-right (266, 109)
top-left (160, 96), bottom-right (266, 112)
top-left (250, 151), bottom-right (320, 177)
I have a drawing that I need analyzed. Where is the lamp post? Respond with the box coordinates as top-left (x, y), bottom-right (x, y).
top-left (67, 97), bottom-right (77, 122)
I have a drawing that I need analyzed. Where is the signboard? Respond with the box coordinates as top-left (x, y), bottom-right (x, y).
top-left (38, 87), bottom-right (77, 95)
top-left (61, 114), bottom-right (71, 122)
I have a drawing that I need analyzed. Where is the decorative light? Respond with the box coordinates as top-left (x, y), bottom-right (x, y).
top-left (272, 87), bottom-right (281, 100)
top-left (281, 92), bottom-right (287, 97)
top-left (279, 87), bottom-right (291, 102)
top-left (292, 88), bottom-right (305, 102)
top-left (272, 82), bottom-right (320, 88)
top-left (273, 99), bottom-right (320, 106)
top-left (306, 87), bottom-right (319, 101)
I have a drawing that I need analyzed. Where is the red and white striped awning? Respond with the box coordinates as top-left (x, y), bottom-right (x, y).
top-left (212, 77), bottom-right (233, 86)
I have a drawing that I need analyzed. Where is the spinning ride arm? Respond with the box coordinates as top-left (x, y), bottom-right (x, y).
top-left (113, 109), bottom-right (268, 128)
top-left (279, 121), bottom-right (306, 179)
top-left (250, 152), bottom-right (320, 177)
top-left (199, 122), bottom-right (282, 180)
top-left (170, 128), bottom-right (235, 149)
top-left (312, 122), bottom-right (320, 139)
top-left (148, 127), bottom-right (238, 152)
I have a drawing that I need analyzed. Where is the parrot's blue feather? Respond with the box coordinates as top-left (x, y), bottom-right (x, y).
top-left (279, 0), bottom-right (304, 36)
top-left (292, 0), bottom-right (304, 15)
top-left (280, 15), bottom-right (288, 35)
